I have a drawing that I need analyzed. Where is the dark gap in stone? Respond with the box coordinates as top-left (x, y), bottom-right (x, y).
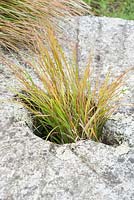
top-left (101, 134), bottom-right (123, 147)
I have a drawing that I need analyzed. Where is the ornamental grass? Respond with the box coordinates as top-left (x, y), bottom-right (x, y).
top-left (7, 30), bottom-right (126, 144)
top-left (0, 0), bottom-right (90, 50)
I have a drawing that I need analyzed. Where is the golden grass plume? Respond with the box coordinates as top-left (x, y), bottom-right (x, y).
top-left (4, 29), bottom-right (128, 144)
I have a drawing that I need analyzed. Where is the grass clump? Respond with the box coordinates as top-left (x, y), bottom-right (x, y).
top-left (0, 0), bottom-right (90, 50)
top-left (9, 30), bottom-right (125, 144)
top-left (84, 0), bottom-right (134, 20)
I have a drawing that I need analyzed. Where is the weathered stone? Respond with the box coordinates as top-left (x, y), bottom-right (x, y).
top-left (102, 112), bottom-right (134, 147)
top-left (77, 16), bottom-right (134, 147)
top-left (0, 16), bottom-right (134, 199)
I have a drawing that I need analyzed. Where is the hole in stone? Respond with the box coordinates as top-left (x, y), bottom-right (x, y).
top-left (32, 115), bottom-right (124, 147)
top-left (14, 91), bottom-right (123, 146)
top-left (101, 133), bottom-right (124, 147)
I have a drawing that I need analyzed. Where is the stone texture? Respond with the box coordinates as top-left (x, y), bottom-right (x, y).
top-left (0, 16), bottom-right (134, 199)
top-left (78, 16), bottom-right (134, 103)
top-left (78, 16), bottom-right (134, 72)
top-left (77, 16), bottom-right (134, 147)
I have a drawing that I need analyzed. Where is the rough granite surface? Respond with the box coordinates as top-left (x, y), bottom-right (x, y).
top-left (0, 16), bottom-right (134, 200)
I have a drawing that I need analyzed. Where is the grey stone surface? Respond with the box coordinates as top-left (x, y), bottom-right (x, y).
top-left (103, 112), bottom-right (134, 147)
top-left (78, 16), bottom-right (134, 72)
top-left (78, 16), bottom-right (134, 103)
top-left (0, 16), bottom-right (134, 199)
top-left (77, 16), bottom-right (134, 149)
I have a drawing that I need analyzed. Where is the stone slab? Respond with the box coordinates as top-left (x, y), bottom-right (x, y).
top-left (78, 16), bottom-right (134, 146)
top-left (0, 102), bottom-right (134, 200)
top-left (0, 16), bottom-right (134, 199)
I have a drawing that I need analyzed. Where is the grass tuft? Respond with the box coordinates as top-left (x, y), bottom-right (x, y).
top-left (8, 30), bottom-right (126, 144)
top-left (0, 0), bottom-right (90, 50)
